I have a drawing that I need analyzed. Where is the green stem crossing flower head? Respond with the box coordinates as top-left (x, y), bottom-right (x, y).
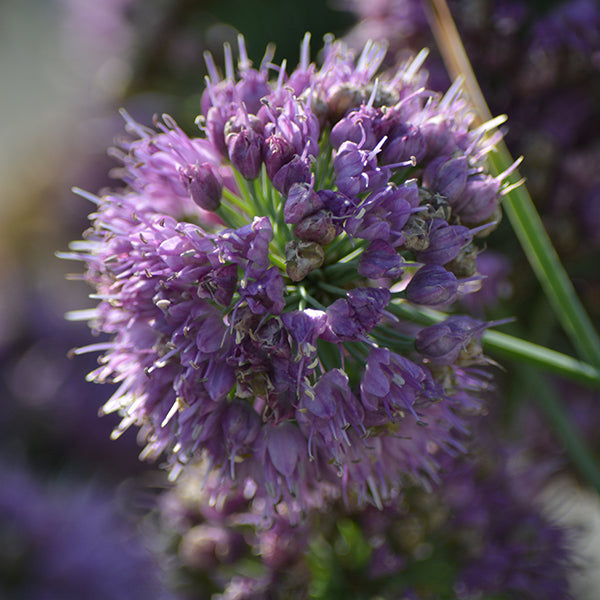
top-left (66, 33), bottom-right (511, 517)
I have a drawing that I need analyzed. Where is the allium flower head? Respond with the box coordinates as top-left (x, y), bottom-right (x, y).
top-left (65, 33), bottom-right (510, 516)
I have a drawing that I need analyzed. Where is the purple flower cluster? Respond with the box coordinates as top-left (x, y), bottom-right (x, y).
top-left (156, 463), bottom-right (315, 598)
top-left (67, 34), bottom-right (511, 517)
top-left (340, 0), bottom-right (600, 255)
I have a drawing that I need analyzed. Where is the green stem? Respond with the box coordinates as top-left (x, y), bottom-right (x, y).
top-left (216, 201), bottom-right (247, 228)
top-left (370, 328), bottom-right (415, 353)
top-left (221, 187), bottom-right (249, 214)
top-left (485, 330), bottom-right (600, 391)
top-left (343, 341), bottom-right (369, 364)
top-left (424, 0), bottom-right (600, 494)
top-left (317, 282), bottom-right (349, 297)
top-left (323, 260), bottom-right (359, 280)
top-left (268, 245), bottom-right (287, 271)
top-left (492, 148), bottom-right (600, 366)
top-left (337, 245), bottom-right (365, 264)
top-left (325, 232), bottom-right (353, 259)
top-left (298, 285), bottom-right (327, 311)
top-left (231, 170), bottom-right (263, 217)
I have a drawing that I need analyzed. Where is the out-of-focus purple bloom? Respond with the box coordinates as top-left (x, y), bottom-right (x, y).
top-left (441, 435), bottom-right (575, 600)
top-left (110, 112), bottom-right (227, 224)
top-left (460, 250), bottom-right (512, 315)
top-left (153, 421), bottom-right (575, 598)
top-left (0, 462), bottom-right (172, 600)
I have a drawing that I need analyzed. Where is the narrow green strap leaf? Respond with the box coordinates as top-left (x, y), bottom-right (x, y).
top-left (423, 0), bottom-right (600, 367)
top-left (484, 329), bottom-right (600, 391)
top-left (390, 301), bottom-right (600, 390)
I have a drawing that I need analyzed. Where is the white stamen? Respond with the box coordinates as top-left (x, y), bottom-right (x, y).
top-left (224, 42), bottom-right (234, 81)
top-left (237, 34), bottom-right (250, 70)
top-left (161, 400), bottom-right (180, 428)
top-left (403, 47), bottom-right (430, 82)
top-left (203, 51), bottom-right (220, 83)
top-left (440, 76), bottom-right (464, 110)
top-left (65, 309), bottom-right (98, 322)
top-left (71, 187), bottom-right (101, 204)
top-left (300, 32), bottom-right (311, 70)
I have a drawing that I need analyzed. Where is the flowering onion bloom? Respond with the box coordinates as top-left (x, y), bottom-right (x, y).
top-left (65, 34), bottom-right (512, 515)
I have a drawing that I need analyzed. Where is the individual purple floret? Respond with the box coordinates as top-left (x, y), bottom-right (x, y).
top-left (65, 33), bottom-right (511, 518)
top-left (415, 315), bottom-right (490, 366)
top-left (405, 263), bottom-right (459, 305)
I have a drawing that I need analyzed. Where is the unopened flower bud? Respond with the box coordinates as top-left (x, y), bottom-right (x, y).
top-left (423, 156), bottom-right (468, 205)
top-left (330, 105), bottom-right (379, 150)
top-left (334, 140), bottom-right (368, 180)
top-left (272, 154), bottom-right (311, 195)
top-left (326, 287), bottom-right (390, 340)
top-left (227, 128), bottom-right (263, 180)
top-left (405, 264), bottom-right (459, 305)
top-left (415, 316), bottom-right (485, 365)
top-left (421, 120), bottom-right (457, 157)
top-left (455, 176), bottom-right (500, 224)
top-left (417, 219), bottom-right (471, 265)
top-left (179, 162), bottom-right (223, 211)
top-left (381, 123), bottom-right (426, 165)
top-left (358, 239), bottom-right (405, 279)
top-left (264, 136), bottom-right (296, 180)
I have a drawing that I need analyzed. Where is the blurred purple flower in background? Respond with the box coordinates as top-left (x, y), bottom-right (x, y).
top-left (149, 417), bottom-right (575, 599)
top-left (0, 462), bottom-right (172, 599)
